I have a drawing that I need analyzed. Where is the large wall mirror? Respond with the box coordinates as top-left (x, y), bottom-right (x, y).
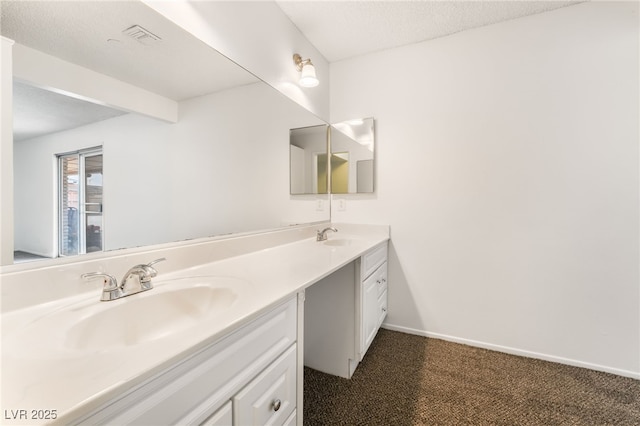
top-left (2, 0), bottom-right (329, 265)
top-left (289, 118), bottom-right (374, 195)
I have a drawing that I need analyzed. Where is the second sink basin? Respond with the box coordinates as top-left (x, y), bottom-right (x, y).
top-left (323, 236), bottom-right (365, 247)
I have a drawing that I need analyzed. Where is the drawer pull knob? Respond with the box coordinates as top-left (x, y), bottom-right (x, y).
top-left (273, 399), bottom-right (282, 412)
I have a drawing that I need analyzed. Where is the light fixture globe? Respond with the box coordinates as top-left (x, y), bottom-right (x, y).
top-left (299, 63), bottom-right (319, 87)
top-left (293, 53), bottom-right (319, 88)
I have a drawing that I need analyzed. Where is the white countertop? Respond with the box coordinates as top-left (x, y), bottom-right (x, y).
top-left (1, 228), bottom-right (388, 424)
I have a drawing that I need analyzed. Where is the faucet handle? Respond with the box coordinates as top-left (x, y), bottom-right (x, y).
top-left (143, 258), bottom-right (166, 279)
top-left (147, 258), bottom-right (166, 267)
top-left (81, 272), bottom-right (119, 291)
top-left (83, 272), bottom-right (123, 301)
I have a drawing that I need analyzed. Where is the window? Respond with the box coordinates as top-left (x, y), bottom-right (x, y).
top-left (58, 147), bottom-right (103, 256)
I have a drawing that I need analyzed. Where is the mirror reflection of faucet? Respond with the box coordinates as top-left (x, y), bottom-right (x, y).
top-left (316, 227), bottom-right (338, 242)
top-left (81, 258), bottom-right (166, 301)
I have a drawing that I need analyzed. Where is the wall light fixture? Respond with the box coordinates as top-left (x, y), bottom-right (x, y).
top-left (293, 53), bottom-right (319, 88)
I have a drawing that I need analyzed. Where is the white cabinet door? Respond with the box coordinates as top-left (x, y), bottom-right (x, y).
top-left (376, 262), bottom-right (388, 298)
top-left (361, 258), bottom-right (388, 359)
top-left (378, 289), bottom-right (388, 328)
top-left (377, 262), bottom-right (388, 327)
top-left (362, 270), bottom-right (380, 356)
top-left (233, 344), bottom-right (297, 426)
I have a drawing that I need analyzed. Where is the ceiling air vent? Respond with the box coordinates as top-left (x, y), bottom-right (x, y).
top-left (122, 25), bottom-right (162, 46)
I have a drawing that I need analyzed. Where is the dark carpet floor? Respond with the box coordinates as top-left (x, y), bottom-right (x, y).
top-left (304, 329), bottom-right (640, 425)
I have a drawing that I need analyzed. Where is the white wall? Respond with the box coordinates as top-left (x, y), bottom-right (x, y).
top-left (330, 2), bottom-right (639, 377)
top-left (14, 82), bottom-right (327, 255)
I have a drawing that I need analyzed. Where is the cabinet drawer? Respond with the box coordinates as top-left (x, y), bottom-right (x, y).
top-left (361, 271), bottom-right (380, 356)
top-left (233, 344), bottom-right (297, 426)
top-left (362, 243), bottom-right (388, 279)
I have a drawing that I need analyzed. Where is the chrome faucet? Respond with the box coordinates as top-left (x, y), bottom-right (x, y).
top-left (121, 258), bottom-right (165, 291)
top-left (317, 227), bottom-right (338, 241)
top-left (82, 258), bottom-right (166, 301)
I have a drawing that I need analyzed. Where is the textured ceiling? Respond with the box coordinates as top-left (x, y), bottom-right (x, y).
top-left (276, 0), bottom-right (583, 62)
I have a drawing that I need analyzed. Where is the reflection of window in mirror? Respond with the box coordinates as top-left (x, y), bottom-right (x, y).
top-left (57, 147), bottom-right (103, 258)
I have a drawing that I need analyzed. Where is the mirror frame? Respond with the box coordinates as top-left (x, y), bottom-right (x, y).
top-left (289, 118), bottom-right (375, 196)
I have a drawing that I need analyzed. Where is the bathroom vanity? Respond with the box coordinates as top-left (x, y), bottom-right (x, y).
top-left (74, 298), bottom-right (299, 425)
top-left (304, 241), bottom-right (388, 378)
top-left (0, 223), bottom-right (389, 425)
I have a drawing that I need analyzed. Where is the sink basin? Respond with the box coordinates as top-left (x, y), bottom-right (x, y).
top-left (323, 239), bottom-right (352, 246)
top-left (4, 276), bottom-right (249, 357)
top-left (323, 238), bottom-right (362, 247)
top-left (66, 284), bottom-right (237, 351)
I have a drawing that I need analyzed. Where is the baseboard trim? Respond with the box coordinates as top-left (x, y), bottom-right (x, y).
top-left (381, 323), bottom-right (640, 380)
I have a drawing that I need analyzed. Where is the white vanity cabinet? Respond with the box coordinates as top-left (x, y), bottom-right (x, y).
top-left (304, 241), bottom-right (388, 379)
top-left (74, 297), bottom-right (298, 426)
top-left (359, 244), bottom-right (388, 359)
